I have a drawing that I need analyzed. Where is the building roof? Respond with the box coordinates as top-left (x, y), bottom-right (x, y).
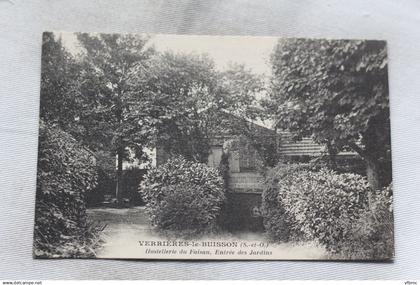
top-left (205, 109), bottom-right (358, 157)
top-left (204, 108), bottom-right (276, 138)
top-left (277, 131), bottom-right (359, 157)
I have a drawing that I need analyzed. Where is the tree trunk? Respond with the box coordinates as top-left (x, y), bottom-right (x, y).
top-left (115, 99), bottom-right (124, 205)
top-left (326, 141), bottom-right (338, 170)
top-left (349, 142), bottom-right (382, 190)
top-left (365, 156), bottom-right (380, 191)
top-left (115, 145), bottom-right (124, 204)
top-left (360, 110), bottom-right (392, 190)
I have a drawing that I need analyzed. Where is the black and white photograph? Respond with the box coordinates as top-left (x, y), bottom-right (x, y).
top-left (33, 32), bottom-right (393, 260)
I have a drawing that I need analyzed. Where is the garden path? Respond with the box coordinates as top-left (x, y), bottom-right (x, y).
top-left (87, 206), bottom-right (327, 259)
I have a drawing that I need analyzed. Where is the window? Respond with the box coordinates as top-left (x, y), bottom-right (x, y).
top-left (207, 147), bottom-right (223, 169)
top-left (240, 144), bottom-right (257, 171)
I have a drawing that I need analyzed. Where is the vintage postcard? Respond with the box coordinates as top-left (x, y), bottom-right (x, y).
top-left (33, 32), bottom-right (393, 260)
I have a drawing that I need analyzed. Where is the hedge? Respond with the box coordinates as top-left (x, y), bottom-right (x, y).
top-left (261, 163), bottom-right (311, 241)
top-left (140, 157), bottom-right (225, 235)
top-left (337, 183), bottom-right (394, 259)
top-left (33, 120), bottom-right (100, 258)
top-left (262, 163), bottom-right (393, 259)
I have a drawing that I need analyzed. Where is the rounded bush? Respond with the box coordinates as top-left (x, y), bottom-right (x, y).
top-left (262, 164), bottom-right (393, 258)
top-left (278, 168), bottom-right (369, 249)
top-left (140, 157), bottom-right (225, 234)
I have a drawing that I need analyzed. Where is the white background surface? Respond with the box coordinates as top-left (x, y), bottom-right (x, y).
top-left (1, 0), bottom-right (420, 280)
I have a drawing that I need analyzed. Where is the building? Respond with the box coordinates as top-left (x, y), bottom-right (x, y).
top-left (155, 110), bottom-right (279, 192)
top-left (154, 110), bottom-right (360, 231)
top-left (156, 109), bottom-right (359, 193)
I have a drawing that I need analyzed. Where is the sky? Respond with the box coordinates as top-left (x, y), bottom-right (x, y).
top-left (57, 32), bottom-right (279, 76)
top-left (148, 34), bottom-right (278, 76)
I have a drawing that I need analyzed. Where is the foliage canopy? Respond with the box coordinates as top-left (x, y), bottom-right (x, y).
top-left (265, 39), bottom-right (391, 188)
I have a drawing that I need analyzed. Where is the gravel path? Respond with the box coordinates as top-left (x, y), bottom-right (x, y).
top-left (87, 206), bottom-right (327, 259)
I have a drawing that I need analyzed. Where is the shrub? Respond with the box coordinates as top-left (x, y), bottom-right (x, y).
top-left (87, 150), bottom-right (116, 207)
top-left (34, 121), bottom-right (101, 258)
top-left (262, 164), bottom-right (393, 259)
top-left (337, 184), bottom-right (394, 259)
top-left (261, 163), bottom-right (311, 241)
top-left (122, 168), bottom-right (146, 205)
top-left (140, 157), bottom-right (225, 234)
top-left (278, 168), bottom-right (370, 251)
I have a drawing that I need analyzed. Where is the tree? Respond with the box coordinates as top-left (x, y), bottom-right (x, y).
top-left (218, 63), bottom-right (266, 121)
top-left (142, 51), bottom-right (220, 163)
top-left (217, 64), bottom-right (277, 167)
top-left (147, 54), bottom-right (270, 166)
top-left (75, 33), bottom-right (156, 203)
top-left (266, 39), bottom-right (391, 189)
top-left (39, 32), bottom-right (81, 130)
